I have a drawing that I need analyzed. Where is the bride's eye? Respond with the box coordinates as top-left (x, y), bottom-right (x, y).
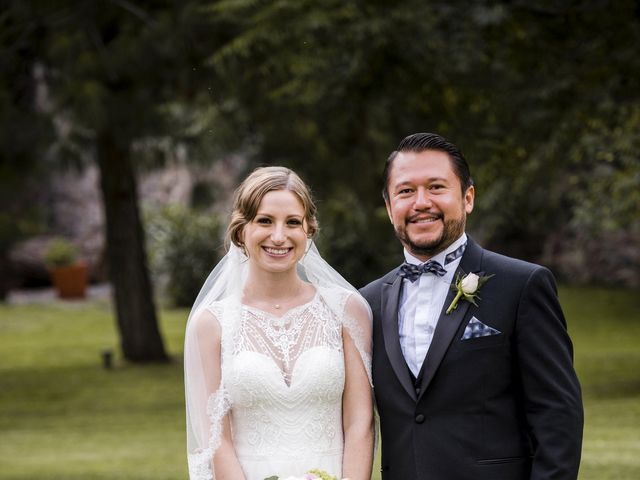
top-left (256, 217), bottom-right (272, 224)
top-left (287, 219), bottom-right (303, 226)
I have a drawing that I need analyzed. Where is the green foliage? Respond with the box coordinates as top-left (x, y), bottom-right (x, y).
top-left (43, 237), bottom-right (79, 267)
top-left (145, 205), bottom-right (223, 307)
top-left (0, 209), bottom-right (45, 253)
top-left (315, 187), bottom-right (400, 286)
top-left (205, 0), bottom-right (640, 284)
top-left (2, 0), bottom-right (228, 167)
top-left (43, 2), bottom-right (210, 138)
top-left (0, 3), bottom-right (55, 256)
top-left (564, 105), bottom-right (640, 234)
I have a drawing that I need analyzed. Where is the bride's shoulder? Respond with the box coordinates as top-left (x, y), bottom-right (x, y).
top-left (316, 284), bottom-right (351, 305)
top-left (185, 308), bottom-right (222, 352)
top-left (316, 285), bottom-right (371, 321)
top-left (190, 297), bottom-right (237, 331)
top-left (203, 297), bottom-right (245, 330)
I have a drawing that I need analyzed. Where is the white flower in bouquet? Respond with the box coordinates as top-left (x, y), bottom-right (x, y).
top-left (265, 469), bottom-right (347, 480)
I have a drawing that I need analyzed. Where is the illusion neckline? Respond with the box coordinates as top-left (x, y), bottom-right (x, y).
top-left (241, 289), bottom-right (320, 320)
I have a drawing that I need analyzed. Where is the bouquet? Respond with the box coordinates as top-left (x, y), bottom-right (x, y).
top-left (265, 469), bottom-right (346, 480)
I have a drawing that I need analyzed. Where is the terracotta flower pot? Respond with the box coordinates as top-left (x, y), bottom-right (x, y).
top-left (49, 263), bottom-right (88, 299)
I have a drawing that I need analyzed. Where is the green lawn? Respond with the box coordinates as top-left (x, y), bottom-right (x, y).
top-left (0, 286), bottom-right (638, 479)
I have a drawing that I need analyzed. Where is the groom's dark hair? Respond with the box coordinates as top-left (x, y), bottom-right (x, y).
top-left (382, 132), bottom-right (473, 201)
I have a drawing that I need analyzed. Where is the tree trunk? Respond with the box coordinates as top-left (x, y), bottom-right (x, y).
top-left (96, 131), bottom-right (168, 362)
top-left (0, 256), bottom-right (11, 302)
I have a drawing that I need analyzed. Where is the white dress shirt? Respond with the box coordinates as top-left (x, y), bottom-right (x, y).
top-left (398, 233), bottom-right (467, 377)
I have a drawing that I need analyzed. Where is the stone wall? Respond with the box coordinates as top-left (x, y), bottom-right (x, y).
top-left (8, 156), bottom-right (246, 289)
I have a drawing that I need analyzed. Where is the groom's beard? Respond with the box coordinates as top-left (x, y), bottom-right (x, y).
top-left (395, 215), bottom-right (466, 259)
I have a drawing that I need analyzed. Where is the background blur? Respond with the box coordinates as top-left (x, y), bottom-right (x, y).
top-left (1, 0), bottom-right (639, 479)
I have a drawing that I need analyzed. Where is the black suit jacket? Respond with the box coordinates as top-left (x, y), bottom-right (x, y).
top-left (360, 238), bottom-right (583, 480)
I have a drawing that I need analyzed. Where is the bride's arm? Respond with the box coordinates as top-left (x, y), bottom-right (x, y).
top-left (193, 310), bottom-right (246, 480)
top-left (213, 417), bottom-right (245, 480)
top-left (341, 297), bottom-right (374, 480)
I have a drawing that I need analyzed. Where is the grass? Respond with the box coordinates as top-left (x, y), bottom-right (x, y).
top-left (0, 286), bottom-right (639, 479)
top-left (0, 300), bottom-right (187, 480)
top-left (560, 288), bottom-right (640, 479)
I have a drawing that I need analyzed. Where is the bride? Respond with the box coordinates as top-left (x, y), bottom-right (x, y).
top-left (184, 167), bottom-right (374, 480)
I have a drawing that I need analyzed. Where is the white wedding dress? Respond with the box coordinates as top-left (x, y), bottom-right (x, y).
top-left (186, 285), bottom-right (371, 480)
top-left (226, 291), bottom-right (344, 479)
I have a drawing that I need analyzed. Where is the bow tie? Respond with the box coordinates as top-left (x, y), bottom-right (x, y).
top-left (398, 260), bottom-right (447, 282)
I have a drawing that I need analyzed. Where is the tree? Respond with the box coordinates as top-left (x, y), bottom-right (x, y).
top-left (5, 1), bottom-right (219, 360)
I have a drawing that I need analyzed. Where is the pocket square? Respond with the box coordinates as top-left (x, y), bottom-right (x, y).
top-left (461, 316), bottom-right (501, 340)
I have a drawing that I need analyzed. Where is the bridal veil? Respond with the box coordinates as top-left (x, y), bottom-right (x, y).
top-left (184, 243), bottom-right (373, 480)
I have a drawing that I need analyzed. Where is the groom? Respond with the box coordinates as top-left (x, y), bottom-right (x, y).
top-left (361, 133), bottom-right (583, 480)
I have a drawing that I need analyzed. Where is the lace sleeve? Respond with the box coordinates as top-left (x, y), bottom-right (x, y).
top-left (341, 290), bottom-right (377, 476)
top-left (184, 304), bottom-right (231, 480)
top-left (342, 292), bottom-right (373, 387)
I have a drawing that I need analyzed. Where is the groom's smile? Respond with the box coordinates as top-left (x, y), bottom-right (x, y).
top-left (405, 210), bottom-right (445, 241)
top-left (385, 150), bottom-right (474, 261)
top-left (408, 213), bottom-right (442, 224)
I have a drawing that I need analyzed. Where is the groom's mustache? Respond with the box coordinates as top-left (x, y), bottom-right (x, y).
top-left (407, 212), bottom-right (443, 223)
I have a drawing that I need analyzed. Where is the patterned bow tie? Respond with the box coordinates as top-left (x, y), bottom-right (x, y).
top-left (398, 260), bottom-right (447, 282)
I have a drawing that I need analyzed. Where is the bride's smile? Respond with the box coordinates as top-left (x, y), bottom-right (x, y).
top-left (262, 246), bottom-right (293, 256)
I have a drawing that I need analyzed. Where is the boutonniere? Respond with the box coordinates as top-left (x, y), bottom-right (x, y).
top-left (446, 272), bottom-right (494, 314)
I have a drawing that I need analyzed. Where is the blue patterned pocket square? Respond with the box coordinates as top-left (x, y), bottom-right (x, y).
top-left (461, 316), bottom-right (501, 340)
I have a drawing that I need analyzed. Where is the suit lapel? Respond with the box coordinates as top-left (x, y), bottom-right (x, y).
top-left (417, 238), bottom-right (484, 401)
top-left (381, 272), bottom-right (417, 401)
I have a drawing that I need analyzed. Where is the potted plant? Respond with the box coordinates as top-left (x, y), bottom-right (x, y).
top-left (44, 237), bottom-right (88, 299)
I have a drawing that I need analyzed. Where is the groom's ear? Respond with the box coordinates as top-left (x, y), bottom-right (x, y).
top-left (464, 185), bottom-right (475, 214)
top-left (385, 199), bottom-right (394, 224)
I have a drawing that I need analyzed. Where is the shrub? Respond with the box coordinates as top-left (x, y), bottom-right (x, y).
top-left (43, 237), bottom-right (80, 268)
top-left (146, 205), bottom-right (223, 307)
top-left (315, 188), bottom-right (401, 287)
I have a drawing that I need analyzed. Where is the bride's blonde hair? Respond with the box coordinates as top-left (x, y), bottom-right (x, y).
top-left (226, 166), bottom-right (318, 249)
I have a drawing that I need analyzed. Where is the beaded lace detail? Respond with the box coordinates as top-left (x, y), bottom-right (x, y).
top-left (236, 292), bottom-right (343, 386)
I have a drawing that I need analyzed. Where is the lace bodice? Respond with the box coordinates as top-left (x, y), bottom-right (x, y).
top-left (234, 292), bottom-right (343, 386)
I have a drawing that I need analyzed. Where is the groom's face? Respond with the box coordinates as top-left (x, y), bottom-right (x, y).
top-left (385, 150), bottom-right (474, 261)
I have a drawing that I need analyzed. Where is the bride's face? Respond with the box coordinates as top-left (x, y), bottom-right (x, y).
top-left (242, 189), bottom-right (309, 274)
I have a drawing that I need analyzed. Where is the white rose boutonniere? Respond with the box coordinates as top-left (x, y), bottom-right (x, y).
top-left (446, 271), bottom-right (494, 314)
